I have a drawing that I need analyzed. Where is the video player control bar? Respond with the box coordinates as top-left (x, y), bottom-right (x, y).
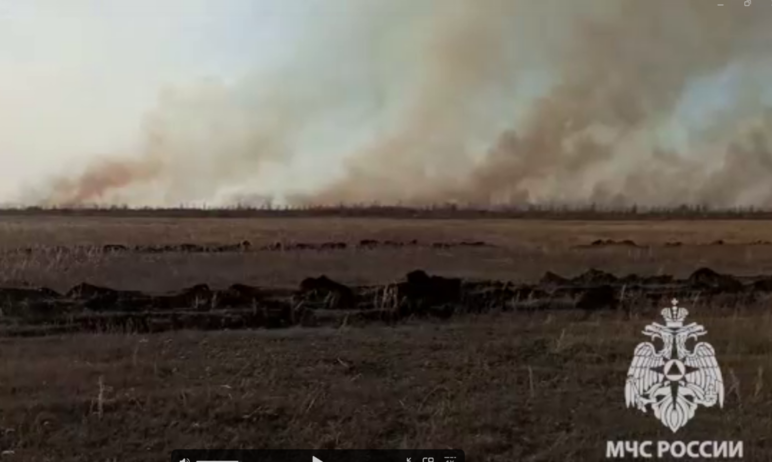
top-left (171, 449), bottom-right (465, 462)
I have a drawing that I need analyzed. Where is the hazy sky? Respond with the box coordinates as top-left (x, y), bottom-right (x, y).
top-left (0, 0), bottom-right (303, 199)
top-left (1, 1), bottom-right (771, 207)
top-left (0, 0), bottom-right (442, 203)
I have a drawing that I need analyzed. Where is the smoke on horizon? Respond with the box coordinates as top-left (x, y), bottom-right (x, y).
top-left (24, 0), bottom-right (772, 208)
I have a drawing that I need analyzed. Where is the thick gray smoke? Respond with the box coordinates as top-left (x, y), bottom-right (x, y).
top-left (38, 0), bottom-right (772, 208)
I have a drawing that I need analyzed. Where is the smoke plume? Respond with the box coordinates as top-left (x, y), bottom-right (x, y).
top-left (33, 0), bottom-right (772, 208)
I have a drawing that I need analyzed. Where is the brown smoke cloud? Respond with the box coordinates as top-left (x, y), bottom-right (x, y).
top-left (37, 0), bottom-right (772, 208)
top-left (38, 74), bottom-right (337, 206)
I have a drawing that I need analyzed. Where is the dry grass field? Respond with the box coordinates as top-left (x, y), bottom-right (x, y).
top-left (1, 213), bottom-right (772, 461)
top-left (2, 215), bottom-right (772, 290)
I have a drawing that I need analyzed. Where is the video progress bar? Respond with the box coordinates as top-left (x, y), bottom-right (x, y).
top-left (171, 449), bottom-right (465, 462)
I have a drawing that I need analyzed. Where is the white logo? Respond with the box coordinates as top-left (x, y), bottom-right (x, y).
top-left (625, 298), bottom-right (725, 433)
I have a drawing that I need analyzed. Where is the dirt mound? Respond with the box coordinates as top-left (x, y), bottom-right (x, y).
top-left (1, 266), bottom-right (769, 337)
top-left (149, 284), bottom-right (215, 311)
top-left (394, 270), bottom-right (463, 316)
top-left (8, 239), bottom-right (496, 255)
top-left (540, 271), bottom-right (570, 285)
top-left (575, 285), bottom-right (618, 311)
top-left (259, 238), bottom-right (492, 251)
top-left (752, 277), bottom-right (772, 291)
top-left (103, 244), bottom-right (129, 252)
top-left (66, 282), bottom-right (123, 299)
top-left (215, 283), bottom-right (266, 306)
top-left (572, 268), bottom-right (618, 285)
top-left (578, 239), bottom-right (772, 248)
top-left (135, 241), bottom-right (252, 253)
top-left (577, 239), bottom-right (640, 248)
top-left (12, 241), bottom-right (254, 255)
top-left (687, 267), bottom-right (743, 292)
top-left (299, 275), bottom-right (356, 309)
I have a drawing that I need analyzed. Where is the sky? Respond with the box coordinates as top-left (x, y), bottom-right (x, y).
top-left (0, 0), bottom-right (541, 204)
top-left (0, 0), bottom-right (299, 200)
top-left (1, 0), bottom-right (771, 208)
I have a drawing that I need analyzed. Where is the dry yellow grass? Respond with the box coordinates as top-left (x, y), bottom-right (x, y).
top-left (1, 216), bottom-right (772, 290)
top-left (2, 216), bottom-right (772, 249)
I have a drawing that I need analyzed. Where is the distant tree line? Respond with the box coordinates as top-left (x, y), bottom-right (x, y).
top-left (2, 203), bottom-right (772, 220)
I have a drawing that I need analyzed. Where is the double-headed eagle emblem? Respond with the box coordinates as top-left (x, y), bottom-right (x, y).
top-left (625, 299), bottom-right (724, 432)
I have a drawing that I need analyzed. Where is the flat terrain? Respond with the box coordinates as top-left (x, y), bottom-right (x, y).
top-left (2, 216), bottom-right (772, 290)
top-left (1, 214), bottom-right (772, 461)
